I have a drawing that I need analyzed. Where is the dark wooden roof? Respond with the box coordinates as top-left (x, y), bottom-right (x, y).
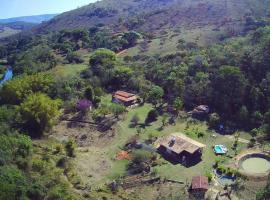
top-left (191, 176), bottom-right (209, 190)
top-left (157, 134), bottom-right (206, 154)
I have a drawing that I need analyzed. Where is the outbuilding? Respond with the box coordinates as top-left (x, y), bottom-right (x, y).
top-left (190, 176), bottom-right (209, 198)
top-left (112, 91), bottom-right (138, 106)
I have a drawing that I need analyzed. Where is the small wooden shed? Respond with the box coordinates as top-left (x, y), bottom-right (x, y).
top-left (190, 176), bottom-right (209, 198)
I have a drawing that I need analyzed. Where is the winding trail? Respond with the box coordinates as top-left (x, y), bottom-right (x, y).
top-left (224, 135), bottom-right (249, 144)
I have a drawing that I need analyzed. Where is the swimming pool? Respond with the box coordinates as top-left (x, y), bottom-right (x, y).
top-left (214, 145), bottom-right (228, 154)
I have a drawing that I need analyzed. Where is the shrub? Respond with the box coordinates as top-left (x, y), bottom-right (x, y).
top-left (205, 171), bottom-right (213, 182)
top-left (130, 113), bottom-right (140, 127)
top-left (209, 113), bottom-right (220, 129)
top-left (66, 52), bottom-right (83, 64)
top-left (76, 99), bottom-right (92, 112)
top-left (84, 86), bottom-right (95, 101)
top-left (0, 166), bottom-right (29, 200)
top-left (145, 109), bottom-right (158, 124)
top-left (65, 140), bottom-right (76, 157)
top-left (56, 157), bottom-right (68, 168)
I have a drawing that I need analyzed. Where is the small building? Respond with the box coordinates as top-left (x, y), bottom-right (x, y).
top-left (156, 133), bottom-right (206, 166)
top-left (190, 105), bottom-right (210, 119)
top-left (112, 91), bottom-right (138, 106)
top-left (190, 176), bottom-right (209, 198)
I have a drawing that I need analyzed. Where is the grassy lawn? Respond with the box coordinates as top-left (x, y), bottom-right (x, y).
top-left (100, 103), bottom-right (248, 183)
top-left (49, 63), bottom-right (88, 79)
top-left (54, 99), bottom-right (249, 190)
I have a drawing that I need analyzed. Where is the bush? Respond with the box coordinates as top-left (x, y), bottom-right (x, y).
top-left (145, 109), bottom-right (158, 124)
top-left (205, 171), bottom-right (213, 182)
top-left (209, 113), bottom-right (220, 129)
top-left (130, 113), bottom-right (140, 127)
top-left (65, 140), bottom-right (76, 157)
top-left (84, 86), bottom-right (95, 101)
top-left (76, 99), bottom-right (92, 112)
top-left (56, 157), bottom-right (68, 168)
top-left (0, 166), bottom-right (29, 200)
top-left (66, 52), bottom-right (83, 64)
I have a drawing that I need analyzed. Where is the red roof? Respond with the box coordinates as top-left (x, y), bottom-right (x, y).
top-left (191, 176), bottom-right (209, 190)
top-left (113, 91), bottom-right (137, 102)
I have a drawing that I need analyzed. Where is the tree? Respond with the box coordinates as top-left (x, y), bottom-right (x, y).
top-left (109, 103), bottom-right (126, 118)
top-left (173, 97), bottom-right (183, 115)
top-left (76, 99), bottom-right (92, 113)
top-left (147, 85), bottom-right (164, 107)
top-left (211, 66), bottom-right (247, 116)
top-left (264, 109), bottom-right (270, 138)
top-left (0, 73), bottom-right (54, 105)
top-left (122, 31), bottom-right (141, 48)
top-left (130, 114), bottom-right (140, 127)
top-left (65, 139), bottom-right (76, 157)
top-left (238, 106), bottom-right (249, 127)
top-left (145, 109), bottom-right (158, 124)
top-left (0, 106), bottom-right (17, 134)
top-left (112, 66), bottom-right (134, 88)
top-left (161, 113), bottom-right (169, 128)
top-left (256, 175), bottom-right (270, 200)
top-left (89, 48), bottom-right (116, 75)
top-left (18, 93), bottom-right (62, 137)
top-left (13, 45), bottom-right (57, 75)
top-left (0, 166), bottom-right (29, 200)
top-left (66, 52), bottom-right (83, 64)
top-left (209, 113), bottom-right (220, 129)
top-left (84, 86), bottom-right (95, 101)
top-left (183, 72), bottom-right (210, 109)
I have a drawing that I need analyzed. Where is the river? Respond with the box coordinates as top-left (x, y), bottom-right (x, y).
top-left (0, 67), bottom-right (13, 86)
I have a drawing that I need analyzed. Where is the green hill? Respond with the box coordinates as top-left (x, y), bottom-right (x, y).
top-left (37, 0), bottom-right (270, 46)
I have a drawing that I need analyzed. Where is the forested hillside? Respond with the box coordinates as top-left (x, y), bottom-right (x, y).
top-left (37, 0), bottom-right (270, 45)
top-left (1, 0), bottom-right (270, 200)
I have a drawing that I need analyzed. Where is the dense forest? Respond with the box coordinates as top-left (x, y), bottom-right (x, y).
top-left (1, 0), bottom-right (270, 200)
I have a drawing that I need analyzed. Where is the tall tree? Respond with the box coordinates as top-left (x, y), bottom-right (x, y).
top-left (18, 93), bottom-right (62, 137)
top-left (211, 66), bottom-right (247, 117)
top-left (147, 85), bottom-right (164, 108)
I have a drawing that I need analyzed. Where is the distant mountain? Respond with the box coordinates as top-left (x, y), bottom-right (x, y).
top-left (36, 0), bottom-right (270, 46)
top-left (0, 14), bottom-right (58, 39)
top-left (0, 21), bottom-right (36, 39)
top-left (0, 14), bottom-right (58, 24)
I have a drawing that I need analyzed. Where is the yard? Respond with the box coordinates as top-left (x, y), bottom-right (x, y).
top-left (60, 101), bottom-right (249, 189)
top-left (49, 98), bottom-right (259, 199)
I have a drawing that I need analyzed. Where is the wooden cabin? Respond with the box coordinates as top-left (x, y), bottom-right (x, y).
top-left (112, 91), bottom-right (138, 106)
top-left (156, 134), bottom-right (205, 166)
top-left (190, 176), bottom-right (209, 198)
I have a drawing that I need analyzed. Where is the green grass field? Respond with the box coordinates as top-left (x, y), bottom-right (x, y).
top-left (49, 63), bottom-right (88, 79)
top-left (72, 101), bottom-right (248, 187)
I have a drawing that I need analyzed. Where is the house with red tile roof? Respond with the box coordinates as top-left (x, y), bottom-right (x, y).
top-left (112, 91), bottom-right (138, 106)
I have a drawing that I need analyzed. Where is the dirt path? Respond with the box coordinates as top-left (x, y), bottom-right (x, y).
top-left (224, 135), bottom-right (249, 144)
top-left (116, 49), bottom-right (127, 56)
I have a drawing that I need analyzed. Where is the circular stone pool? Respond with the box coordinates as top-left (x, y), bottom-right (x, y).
top-left (239, 153), bottom-right (270, 176)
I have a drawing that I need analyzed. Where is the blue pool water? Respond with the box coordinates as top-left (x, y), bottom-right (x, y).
top-left (215, 170), bottom-right (236, 186)
top-left (0, 68), bottom-right (13, 86)
top-left (218, 174), bottom-right (235, 186)
top-left (214, 145), bottom-right (227, 154)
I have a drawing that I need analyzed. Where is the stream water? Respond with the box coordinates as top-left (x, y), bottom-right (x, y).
top-left (0, 67), bottom-right (13, 86)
